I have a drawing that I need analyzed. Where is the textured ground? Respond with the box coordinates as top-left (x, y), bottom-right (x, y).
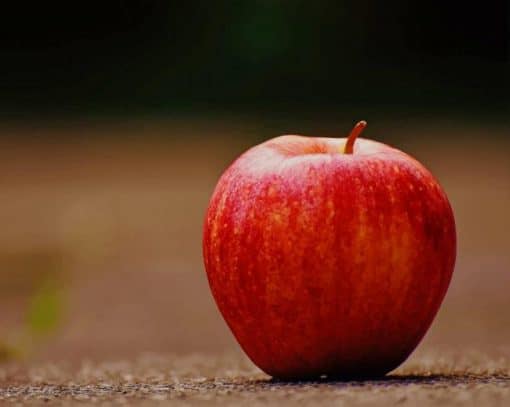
top-left (1, 350), bottom-right (509, 405)
top-left (0, 119), bottom-right (508, 405)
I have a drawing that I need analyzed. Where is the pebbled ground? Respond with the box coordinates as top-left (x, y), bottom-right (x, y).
top-left (1, 350), bottom-right (509, 405)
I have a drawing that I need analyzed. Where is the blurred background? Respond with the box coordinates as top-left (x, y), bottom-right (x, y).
top-left (0, 1), bottom-right (508, 363)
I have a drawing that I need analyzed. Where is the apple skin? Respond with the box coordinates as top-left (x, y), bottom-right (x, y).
top-left (203, 133), bottom-right (456, 380)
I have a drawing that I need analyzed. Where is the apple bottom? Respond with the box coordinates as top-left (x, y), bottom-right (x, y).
top-left (240, 341), bottom-right (422, 381)
top-left (224, 297), bottom-right (439, 381)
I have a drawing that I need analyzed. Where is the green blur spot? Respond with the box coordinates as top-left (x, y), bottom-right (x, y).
top-left (27, 279), bottom-right (63, 337)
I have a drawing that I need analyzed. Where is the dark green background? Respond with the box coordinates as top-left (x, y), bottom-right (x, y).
top-left (0, 1), bottom-right (507, 119)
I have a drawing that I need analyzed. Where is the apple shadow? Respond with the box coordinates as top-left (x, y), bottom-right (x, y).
top-left (263, 373), bottom-right (510, 387)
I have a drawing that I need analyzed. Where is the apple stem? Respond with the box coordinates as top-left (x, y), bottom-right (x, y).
top-left (344, 120), bottom-right (367, 154)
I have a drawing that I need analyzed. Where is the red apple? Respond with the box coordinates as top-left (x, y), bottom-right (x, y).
top-left (203, 121), bottom-right (456, 380)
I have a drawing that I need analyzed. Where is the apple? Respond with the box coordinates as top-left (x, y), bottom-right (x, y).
top-left (203, 121), bottom-right (456, 380)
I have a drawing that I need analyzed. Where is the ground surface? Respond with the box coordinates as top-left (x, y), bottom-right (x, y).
top-left (0, 118), bottom-right (508, 405)
top-left (1, 350), bottom-right (509, 405)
